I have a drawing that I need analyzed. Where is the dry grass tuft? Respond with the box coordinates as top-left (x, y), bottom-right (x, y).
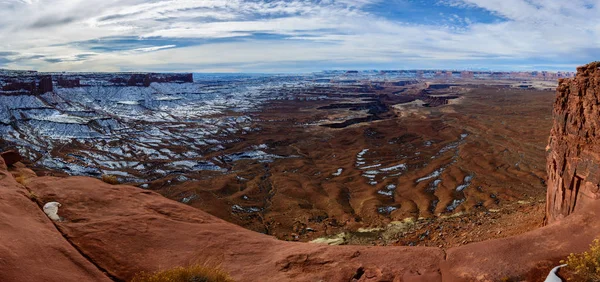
top-left (15, 175), bottom-right (26, 185)
top-left (101, 174), bottom-right (119, 185)
top-left (562, 239), bottom-right (600, 281)
top-left (27, 190), bottom-right (38, 201)
top-left (131, 265), bottom-right (234, 282)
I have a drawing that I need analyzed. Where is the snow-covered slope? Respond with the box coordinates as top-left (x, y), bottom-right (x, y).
top-left (0, 71), bottom-right (324, 182)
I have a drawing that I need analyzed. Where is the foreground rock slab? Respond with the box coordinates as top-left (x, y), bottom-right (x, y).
top-left (442, 203), bottom-right (600, 281)
top-left (0, 158), bottom-right (111, 282)
top-left (26, 176), bottom-right (444, 281)
top-left (22, 174), bottom-right (600, 282)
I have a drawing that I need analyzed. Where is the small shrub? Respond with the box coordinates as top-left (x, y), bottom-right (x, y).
top-left (101, 174), bottom-right (119, 185)
top-left (15, 175), bottom-right (26, 185)
top-left (131, 265), bottom-right (234, 282)
top-left (562, 239), bottom-right (600, 281)
top-left (27, 191), bottom-right (38, 201)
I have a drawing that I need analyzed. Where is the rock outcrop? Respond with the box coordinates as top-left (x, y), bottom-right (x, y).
top-left (3, 62), bottom-right (600, 281)
top-left (0, 71), bottom-right (194, 96)
top-left (112, 73), bottom-right (194, 86)
top-left (56, 77), bottom-right (81, 88)
top-left (0, 75), bottom-right (53, 95)
top-left (546, 62), bottom-right (600, 223)
top-left (0, 155), bottom-right (111, 282)
top-left (0, 150), bottom-right (21, 166)
top-left (18, 169), bottom-right (600, 281)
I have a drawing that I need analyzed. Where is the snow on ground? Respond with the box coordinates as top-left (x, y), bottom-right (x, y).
top-left (380, 163), bottom-right (407, 172)
top-left (456, 175), bottom-right (474, 192)
top-left (446, 199), bottom-right (465, 212)
top-left (4, 72), bottom-right (417, 183)
top-left (416, 167), bottom-right (445, 183)
top-left (332, 168), bottom-right (343, 176)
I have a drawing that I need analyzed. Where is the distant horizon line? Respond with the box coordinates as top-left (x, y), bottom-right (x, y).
top-left (0, 67), bottom-right (578, 75)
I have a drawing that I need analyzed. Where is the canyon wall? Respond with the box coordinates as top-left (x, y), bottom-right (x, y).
top-left (0, 72), bottom-right (194, 95)
top-left (546, 62), bottom-right (600, 223)
top-left (0, 75), bottom-right (53, 95)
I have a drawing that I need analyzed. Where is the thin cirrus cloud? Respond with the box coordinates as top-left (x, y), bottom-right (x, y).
top-left (0, 0), bottom-right (598, 72)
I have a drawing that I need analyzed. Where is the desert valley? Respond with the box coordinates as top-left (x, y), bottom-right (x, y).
top-left (4, 63), bottom-right (600, 281)
top-left (0, 68), bottom-right (564, 247)
top-left (4, 0), bottom-right (600, 281)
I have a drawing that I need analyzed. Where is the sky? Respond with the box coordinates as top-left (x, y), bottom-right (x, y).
top-left (0, 0), bottom-right (599, 73)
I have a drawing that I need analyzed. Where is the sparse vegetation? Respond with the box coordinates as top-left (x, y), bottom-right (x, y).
top-left (131, 265), bottom-right (234, 282)
top-left (562, 239), bottom-right (600, 281)
top-left (101, 174), bottom-right (119, 185)
top-left (27, 190), bottom-right (38, 201)
top-left (14, 175), bottom-right (26, 185)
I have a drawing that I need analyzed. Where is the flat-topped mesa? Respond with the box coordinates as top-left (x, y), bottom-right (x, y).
top-left (110, 73), bottom-right (194, 87)
top-left (0, 75), bottom-right (53, 95)
top-left (0, 71), bottom-right (194, 94)
top-left (546, 62), bottom-right (600, 223)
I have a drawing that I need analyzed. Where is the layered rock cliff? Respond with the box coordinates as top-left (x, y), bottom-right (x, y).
top-left (0, 71), bottom-right (194, 95)
top-left (546, 62), bottom-right (600, 223)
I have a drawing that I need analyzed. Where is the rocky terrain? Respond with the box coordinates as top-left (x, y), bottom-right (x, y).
top-left (546, 62), bottom-right (600, 223)
top-left (159, 81), bottom-right (553, 245)
top-left (2, 142), bottom-right (600, 281)
top-left (0, 69), bottom-right (560, 247)
top-left (2, 65), bottom-right (599, 281)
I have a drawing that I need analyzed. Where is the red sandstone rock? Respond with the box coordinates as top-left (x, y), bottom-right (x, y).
top-left (442, 204), bottom-right (600, 281)
top-left (1, 80), bottom-right (40, 94)
top-left (3, 63), bottom-right (600, 280)
top-left (20, 174), bottom-right (600, 282)
top-left (1, 150), bottom-right (22, 166)
top-left (0, 158), bottom-right (110, 282)
top-left (38, 75), bottom-right (53, 94)
top-left (546, 62), bottom-right (600, 223)
top-left (27, 176), bottom-right (445, 282)
top-left (0, 145), bottom-right (590, 281)
top-left (57, 77), bottom-right (81, 88)
top-left (0, 75), bottom-right (52, 95)
top-left (125, 73), bottom-right (194, 87)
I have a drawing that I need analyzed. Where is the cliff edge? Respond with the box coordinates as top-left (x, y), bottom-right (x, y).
top-left (546, 62), bottom-right (600, 223)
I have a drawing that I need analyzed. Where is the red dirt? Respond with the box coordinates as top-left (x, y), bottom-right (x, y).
top-left (157, 84), bottom-right (553, 246)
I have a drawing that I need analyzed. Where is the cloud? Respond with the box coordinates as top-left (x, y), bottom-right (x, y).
top-left (0, 0), bottom-right (598, 72)
top-left (131, 45), bottom-right (176, 52)
top-left (29, 16), bottom-right (80, 29)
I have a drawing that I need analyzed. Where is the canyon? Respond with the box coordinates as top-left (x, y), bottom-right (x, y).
top-left (0, 69), bottom-right (554, 246)
top-left (0, 63), bottom-right (599, 281)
